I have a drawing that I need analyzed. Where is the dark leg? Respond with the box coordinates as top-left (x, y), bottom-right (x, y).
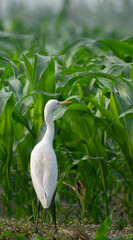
top-left (52, 193), bottom-right (56, 229)
top-left (35, 199), bottom-right (40, 233)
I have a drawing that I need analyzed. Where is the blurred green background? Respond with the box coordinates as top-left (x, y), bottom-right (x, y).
top-left (1, 0), bottom-right (133, 52)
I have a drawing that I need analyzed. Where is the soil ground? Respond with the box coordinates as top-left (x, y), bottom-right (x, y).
top-left (0, 188), bottom-right (133, 240)
top-left (0, 218), bottom-right (133, 240)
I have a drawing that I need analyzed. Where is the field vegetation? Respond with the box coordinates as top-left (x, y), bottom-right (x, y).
top-left (0, 0), bottom-right (133, 239)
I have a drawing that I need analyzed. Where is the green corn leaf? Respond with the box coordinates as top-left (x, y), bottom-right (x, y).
top-left (33, 57), bottom-right (56, 131)
top-left (14, 89), bottom-right (58, 109)
top-left (90, 99), bottom-right (116, 122)
top-left (64, 203), bottom-right (78, 223)
top-left (33, 54), bottom-right (51, 87)
top-left (126, 234), bottom-right (133, 240)
top-left (23, 53), bottom-right (34, 88)
top-left (99, 39), bottom-right (133, 60)
top-left (61, 70), bottom-right (117, 82)
top-left (0, 232), bottom-right (28, 240)
top-left (32, 89), bottom-right (58, 96)
top-left (60, 65), bottom-right (94, 74)
top-left (0, 143), bottom-right (7, 161)
top-left (53, 106), bottom-right (69, 121)
top-left (61, 76), bottom-right (93, 98)
top-left (12, 111), bottom-right (35, 138)
top-left (0, 55), bottom-right (18, 78)
top-left (95, 216), bottom-right (111, 238)
top-left (67, 103), bottom-right (92, 113)
top-left (93, 237), bottom-right (109, 240)
top-left (1, 62), bottom-right (13, 84)
top-left (105, 108), bottom-right (133, 131)
top-left (16, 205), bottom-right (25, 220)
top-left (61, 76), bottom-right (82, 97)
top-left (43, 57), bottom-right (55, 94)
top-left (8, 79), bottom-right (23, 103)
top-left (0, 91), bottom-right (12, 116)
top-left (110, 91), bottom-right (119, 116)
top-left (31, 235), bottom-right (47, 240)
top-left (0, 193), bottom-right (12, 216)
top-left (0, 94), bottom-right (14, 197)
top-left (57, 38), bottom-right (94, 56)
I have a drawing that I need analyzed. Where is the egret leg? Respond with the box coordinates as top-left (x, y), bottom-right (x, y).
top-left (35, 199), bottom-right (40, 233)
top-left (52, 193), bottom-right (56, 229)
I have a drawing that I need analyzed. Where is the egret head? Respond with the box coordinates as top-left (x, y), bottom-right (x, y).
top-left (44, 99), bottom-right (71, 122)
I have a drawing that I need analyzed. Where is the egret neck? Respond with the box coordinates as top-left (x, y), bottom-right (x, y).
top-left (44, 111), bottom-right (55, 146)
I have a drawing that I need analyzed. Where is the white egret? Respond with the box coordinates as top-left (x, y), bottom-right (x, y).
top-left (30, 99), bottom-right (71, 232)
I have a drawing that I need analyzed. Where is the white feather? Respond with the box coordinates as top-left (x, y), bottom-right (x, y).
top-left (30, 140), bottom-right (57, 208)
top-left (30, 99), bottom-right (71, 218)
top-left (30, 100), bottom-right (59, 208)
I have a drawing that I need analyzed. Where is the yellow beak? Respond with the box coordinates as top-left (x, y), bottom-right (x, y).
top-left (58, 101), bottom-right (72, 106)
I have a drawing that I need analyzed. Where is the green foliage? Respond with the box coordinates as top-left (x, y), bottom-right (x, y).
top-left (0, 232), bottom-right (28, 240)
top-left (1, 2), bottom-right (133, 230)
top-left (93, 216), bottom-right (111, 239)
top-left (0, 232), bottom-right (47, 240)
top-left (126, 234), bottom-right (133, 240)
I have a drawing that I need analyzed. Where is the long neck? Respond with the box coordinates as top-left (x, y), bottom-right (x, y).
top-left (43, 112), bottom-right (54, 146)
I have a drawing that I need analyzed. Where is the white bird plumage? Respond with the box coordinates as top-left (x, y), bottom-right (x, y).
top-left (30, 99), bottom-right (71, 230)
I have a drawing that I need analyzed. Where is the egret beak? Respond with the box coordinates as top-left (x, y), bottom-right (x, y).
top-left (58, 101), bottom-right (72, 106)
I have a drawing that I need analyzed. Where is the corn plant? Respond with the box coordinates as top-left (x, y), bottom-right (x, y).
top-left (0, 32), bottom-right (133, 224)
top-left (55, 38), bottom-right (133, 221)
